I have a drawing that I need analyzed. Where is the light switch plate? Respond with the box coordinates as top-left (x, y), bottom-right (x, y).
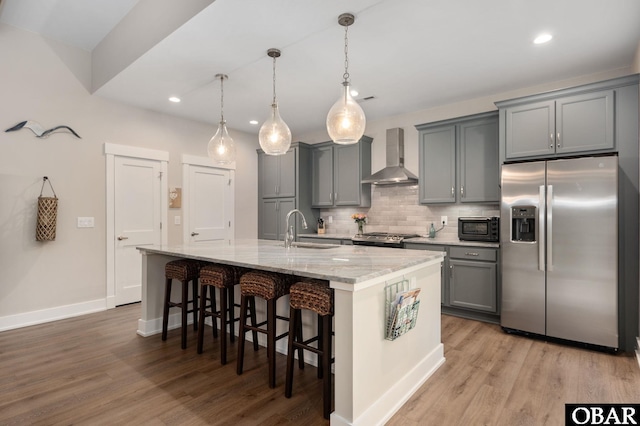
top-left (77, 217), bottom-right (95, 228)
top-left (174, 216), bottom-right (181, 225)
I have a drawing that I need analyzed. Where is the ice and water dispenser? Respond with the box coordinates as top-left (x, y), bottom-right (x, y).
top-left (511, 206), bottom-right (536, 242)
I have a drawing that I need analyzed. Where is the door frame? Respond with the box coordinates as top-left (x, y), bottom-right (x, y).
top-left (105, 143), bottom-right (169, 309)
top-left (181, 154), bottom-right (235, 243)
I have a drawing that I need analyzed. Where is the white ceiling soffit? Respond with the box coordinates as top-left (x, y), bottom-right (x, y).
top-left (1, 0), bottom-right (640, 138)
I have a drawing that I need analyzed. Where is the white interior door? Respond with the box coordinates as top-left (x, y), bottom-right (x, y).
top-left (114, 156), bottom-right (163, 305)
top-left (185, 164), bottom-right (233, 243)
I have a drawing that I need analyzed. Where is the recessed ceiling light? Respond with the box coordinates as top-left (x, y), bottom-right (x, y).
top-left (249, 120), bottom-right (259, 125)
top-left (534, 33), bottom-right (553, 44)
top-left (169, 96), bottom-right (181, 103)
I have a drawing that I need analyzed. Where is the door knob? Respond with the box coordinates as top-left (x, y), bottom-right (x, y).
top-left (117, 236), bottom-right (128, 240)
top-left (191, 232), bottom-right (199, 236)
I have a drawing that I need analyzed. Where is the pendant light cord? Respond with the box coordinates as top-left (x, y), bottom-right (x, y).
top-left (272, 54), bottom-right (277, 104)
top-left (219, 75), bottom-right (225, 123)
top-left (343, 25), bottom-right (350, 83)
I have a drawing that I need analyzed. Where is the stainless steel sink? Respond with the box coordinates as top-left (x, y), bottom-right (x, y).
top-left (285, 242), bottom-right (340, 249)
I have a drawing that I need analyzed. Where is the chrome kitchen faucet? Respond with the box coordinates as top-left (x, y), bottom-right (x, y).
top-left (284, 209), bottom-right (308, 248)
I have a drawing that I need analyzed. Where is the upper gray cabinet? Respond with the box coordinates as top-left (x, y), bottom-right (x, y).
top-left (311, 137), bottom-right (372, 208)
top-left (503, 89), bottom-right (614, 160)
top-left (416, 112), bottom-right (499, 204)
top-left (257, 143), bottom-right (316, 240)
top-left (259, 149), bottom-right (296, 198)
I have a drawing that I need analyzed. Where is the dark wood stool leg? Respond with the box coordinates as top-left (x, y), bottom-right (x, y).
top-left (284, 306), bottom-right (297, 398)
top-left (267, 298), bottom-right (277, 388)
top-left (249, 297), bottom-right (259, 351)
top-left (296, 310), bottom-right (304, 370)
top-left (192, 278), bottom-right (199, 331)
top-left (211, 285), bottom-right (218, 339)
top-left (162, 278), bottom-right (172, 341)
top-left (236, 294), bottom-right (248, 375)
top-left (317, 313), bottom-right (323, 379)
top-left (219, 286), bottom-right (228, 365)
top-left (228, 285), bottom-right (236, 343)
top-left (322, 313), bottom-right (332, 420)
top-left (197, 284), bottom-right (208, 354)
top-left (181, 279), bottom-right (188, 349)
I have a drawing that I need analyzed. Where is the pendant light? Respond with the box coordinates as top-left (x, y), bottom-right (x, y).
top-left (259, 48), bottom-right (292, 155)
top-left (208, 74), bottom-right (236, 165)
top-left (326, 13), bottom-right (366, 145)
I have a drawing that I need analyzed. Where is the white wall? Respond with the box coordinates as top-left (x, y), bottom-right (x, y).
top-left (0, 24), bottom-right (258, 327)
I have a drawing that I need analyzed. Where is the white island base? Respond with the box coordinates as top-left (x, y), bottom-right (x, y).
top-left (138, 241), bottom-right (445, 425)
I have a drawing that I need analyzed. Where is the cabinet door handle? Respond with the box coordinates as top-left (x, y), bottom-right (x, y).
top-left (334, 192), bottom-right (338, 202)
top-left (451, 187), bottom-right (455, 197)
top-left (191, 232), bottom-right (199, 237)
top-left (449, 265), bottom-right (453, 278)
top-left (329, 192), bottom-right (332, 202)
top-left (460, 186), bottom-right (464, 197)
top-left (557, 132), bottom-right (561, 148)
top-left (465, 252), bottom-right (479, 256)
top-left (549, 133), bottom-right (554, 149)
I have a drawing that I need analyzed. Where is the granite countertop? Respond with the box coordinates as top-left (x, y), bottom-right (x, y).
top-left (404, 237), bottom-right (500, 248)
top-left (138, 239), bottom-right (444, 284)
top-left (300, 233), bottom-right (499, 248)
top-left (298, 233), bottom-right (355, 240)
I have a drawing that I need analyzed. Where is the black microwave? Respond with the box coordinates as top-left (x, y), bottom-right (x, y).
top-left (458, 217), bottom-right (499, 242)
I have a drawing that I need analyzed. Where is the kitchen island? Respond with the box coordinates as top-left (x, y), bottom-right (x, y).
top-left (137, 239), bottom-right (445, 426)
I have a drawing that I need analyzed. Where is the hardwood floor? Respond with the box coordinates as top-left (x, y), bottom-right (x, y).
top-left (1, 305), bottom-right (638, 425)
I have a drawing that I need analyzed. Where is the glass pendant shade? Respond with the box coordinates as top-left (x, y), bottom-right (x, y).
top-left (208, 120), bottom-right (236, 164)
top-left (326, 81), bottom-right (366, 145)
top-left (259, 103), bottom-right (291, 155)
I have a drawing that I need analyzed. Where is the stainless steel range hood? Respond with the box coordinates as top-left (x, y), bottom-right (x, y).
top-left (361, 128), bottom-right (418, 185)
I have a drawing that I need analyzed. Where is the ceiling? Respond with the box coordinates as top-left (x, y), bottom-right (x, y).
top-left (1, 0), bottom-right (639, 138)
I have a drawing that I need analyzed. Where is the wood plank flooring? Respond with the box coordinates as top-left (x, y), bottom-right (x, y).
top-left (1, 304), bottom-right (638, 425)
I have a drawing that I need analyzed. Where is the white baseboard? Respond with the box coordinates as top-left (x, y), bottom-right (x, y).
top-left (0, 299), bottom-right (107, 332)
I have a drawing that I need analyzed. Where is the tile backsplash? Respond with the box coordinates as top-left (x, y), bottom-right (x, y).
top-left (319, 184), bottom-right (499, 237)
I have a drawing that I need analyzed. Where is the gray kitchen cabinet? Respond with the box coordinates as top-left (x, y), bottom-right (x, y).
top-left (405, 242), bottom-right (500, 322)
top-left (257, 142), bottom-right (317, 240)
top-left (311, 137), bottom-right (372, 208)
top-left (259, 149), bottom-right (296, 198)
top-left (448, 246), bottom-right (498, 313)
top-left (501, 88), bottom-right (615, 161)
top-left (259, 198), bottom-right (295, 241)
top-left (416, 112), bottom-right (499, 204)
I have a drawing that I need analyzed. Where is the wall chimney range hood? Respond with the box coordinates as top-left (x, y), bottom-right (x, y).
top-left (361, 128), bottom-right (418, 185)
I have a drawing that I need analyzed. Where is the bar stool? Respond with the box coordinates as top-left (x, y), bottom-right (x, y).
top-left (197, 264), bottom-right (251, 364)
top-left (236, 270), bottom-right (298, 388)
top-left (285, 279), bottom-right (334, 419)
top-left (161, 259), bottom-right (201, 349)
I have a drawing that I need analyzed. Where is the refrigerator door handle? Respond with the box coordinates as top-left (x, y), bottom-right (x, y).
top-left (539, 185), bottom-right (545, 272)
top-left (547, 184), bottom-right (553, 271)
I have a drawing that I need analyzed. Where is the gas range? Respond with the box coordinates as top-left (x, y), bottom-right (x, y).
top-left (351, 232), bottom-right (421, 248)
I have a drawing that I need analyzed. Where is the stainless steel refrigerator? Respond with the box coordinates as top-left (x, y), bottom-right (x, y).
top-left (500, 155), bottom-right (618, 349)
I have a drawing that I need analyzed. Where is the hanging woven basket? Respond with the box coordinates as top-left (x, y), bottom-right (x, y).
top-left (36, 177), bottom-right (58, 241)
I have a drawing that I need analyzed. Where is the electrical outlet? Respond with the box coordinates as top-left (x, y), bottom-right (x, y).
top-left (77, 217), bottom-right (94, 228)
top-left (441, 216), bottom-right (448, 226)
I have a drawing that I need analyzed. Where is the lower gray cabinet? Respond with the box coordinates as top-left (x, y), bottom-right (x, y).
top-left (259, 198), bottom-right (295, 241)
top-left (449, 246), bottom-right (498, 314)
top-left (405, 243), bottom-right (500, 322)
